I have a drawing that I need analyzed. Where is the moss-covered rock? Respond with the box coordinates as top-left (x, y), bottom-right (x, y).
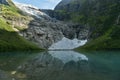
top-left (45, 0), bottom-right (120, 50)
top-left (0, 0), bottom-right (42, 51)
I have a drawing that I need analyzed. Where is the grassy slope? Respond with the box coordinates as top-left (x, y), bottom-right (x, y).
top-left (76, 0), bottom-right (120, 51)
top-left (55, 0), bottom-right (120, 50)
top-left (0, 18), bottom-right (41, 52)
top-left (77, 25), bottom-right (120, 51)
top-left (0, 1), bottom-right (41, 51)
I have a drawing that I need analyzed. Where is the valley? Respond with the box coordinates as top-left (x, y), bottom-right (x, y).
top-left (0, 0), bottom-right (120, 80)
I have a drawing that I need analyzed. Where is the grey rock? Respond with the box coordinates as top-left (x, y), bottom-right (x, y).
top-left (14, 2), bottom-right (89, 49)
top-left (0, 0), bottom-right (8, 5)
top-left (20, 19), bottom-right (89, 49)
top-left (20, 19), bottom-right (64, 48)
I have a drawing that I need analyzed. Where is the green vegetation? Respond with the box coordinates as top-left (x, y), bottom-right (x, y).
top-left (76, 26), bottom-right (120, 51)
top-left (0, 18), bottom-right (13, 31)
top-left (0, 1), bottom-right (42, 52)
top-left (0, 0), bottom-right (30, 30)
top-left (0, 0), bottom-right (26, 19)
top-left (76, 0), bottom-right (120, 50)
top-left (55, 0), bottom-right (120, 50)
top-left (0, 18), bottom-right (40, 52)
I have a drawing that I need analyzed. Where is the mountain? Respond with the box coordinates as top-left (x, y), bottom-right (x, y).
top-left (43, 0), bottom-right (120, 50)
top-left (42, 0), bottom-right (88, 21)
top-left (0, 0), bottom-right (41, 51)
top-left (0, 0), bottom-right (119, 51)
top-left (55, 0), bottom-right (85, 11)
top-left (0, 0), bottom-right (8, 5)
top-left (14, 2), bottom-right (51, 20)
top-left (0, 0), bottom-right (88, 51)
top-left (13, 2), bottom-right (88, 49)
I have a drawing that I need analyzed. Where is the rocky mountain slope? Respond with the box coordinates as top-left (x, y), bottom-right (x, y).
top-left (13, 1), bottom-right (88, 49)
top-left (0, 0), bottom-right (41, 51)
top-left (1, 0), bottom-right (119, 51)
top-left (0, 0), bottom-right (88, 50)
top-left (43, 0), bottom-right (120, 50)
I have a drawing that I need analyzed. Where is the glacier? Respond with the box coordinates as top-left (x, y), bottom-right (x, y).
top-left (13, 1), bottom-right (49, 19)
top-left (13, 1), bottom-right (88, 50)
top-left (49, 37), bottom-right (87, 50)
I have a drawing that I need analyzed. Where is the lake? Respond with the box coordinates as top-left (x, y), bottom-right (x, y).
top-left (0, 51), bottom-right (120, 80)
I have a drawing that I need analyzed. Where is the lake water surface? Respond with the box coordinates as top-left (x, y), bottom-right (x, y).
top-left (0, 51), bottom-right (120, 80)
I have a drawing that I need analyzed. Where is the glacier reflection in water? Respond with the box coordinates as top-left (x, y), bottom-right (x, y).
top-left (16, 51), bottom-right (90, 80)
top-left (1, 51), bottom-right (120, 80)
top-left (49, 51), bottom-right (88, 63)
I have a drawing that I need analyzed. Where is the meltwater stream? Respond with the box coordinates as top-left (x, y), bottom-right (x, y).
top-left (0, 51), bottom-right (120, 80)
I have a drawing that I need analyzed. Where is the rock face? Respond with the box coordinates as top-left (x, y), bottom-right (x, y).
top-left (13, 2), bottom-right (89, 49)
top-left (42, 0), bottom-right (89, 21)
top-left (53, 0), bottom-right (120, 38)
top-left (13, 2), bottom-right (62, 48)
top-left (0, 0), bottom-right (119, 50)
top-left (21, 20), bottom-right (64, 48)
top-left (55, 0), bottom-right (83, 12)
top-left (0, 0), bottom-right (8, 5)
top-left (14, 2), bottom-right (51, 20)
top-left (20, 19), bottom-right (89, 48)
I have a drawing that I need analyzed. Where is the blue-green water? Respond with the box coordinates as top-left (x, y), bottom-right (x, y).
top-left (0, 51), bottom-right (120, 80)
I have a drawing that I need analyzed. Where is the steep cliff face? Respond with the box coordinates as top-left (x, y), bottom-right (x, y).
top-left (55, 0), bottom-right (86, 12)
top-left (0, 0), bottom-right (89, 50)
top-left (43, 0), bottom-right (89, 21)
top-left (20, 14), bottom-right (88, 49)
top-left (13, 2), bottom-right (63, 48)
top-left (43, 0), bottom-right (120, 50)
top-left (0, 0), bottom-right (41, 51)
top-left (1, 0), bottom-right (119, 50)
top-left (0, 0), bottom-right (8, 5)
top-left (13, 2), bottom-right (88, 49)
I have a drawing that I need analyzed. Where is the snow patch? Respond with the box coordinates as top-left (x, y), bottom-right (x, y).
top-left (49, 51), bottom-right (88, 64)
top-left (49, 37), bottom-right (87, 50)
top-left (13, 2), bottom-right (49, 18)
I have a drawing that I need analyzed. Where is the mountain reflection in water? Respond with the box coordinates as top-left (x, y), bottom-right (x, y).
top-left (17, 51), bottom-right (89, 80)
top-left (0, 51), bottom-right (120, 80)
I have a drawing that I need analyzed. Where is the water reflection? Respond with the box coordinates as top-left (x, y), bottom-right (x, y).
top-left (0, 70), bottom-right (11, 80)
top-left (0, 51), bottom-right (39, 80)
top-left (49, 51), bottom-right (88, 63)
top-left (0, 51), bottom-right (120, 80)
top-left (17, 51), bottom-right (89, 80)
top-left (0, 51), bottom-right (38, 71)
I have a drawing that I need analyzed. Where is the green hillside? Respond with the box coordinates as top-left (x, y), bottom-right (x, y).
top-left (0, 1), bottom-right (41, 52)
top-left (54, 0), bottom-right (120, 50)
top-left (77, 0), bottom-right (120, 50)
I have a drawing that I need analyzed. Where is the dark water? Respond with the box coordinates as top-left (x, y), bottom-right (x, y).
top-left (0, 51), bottom-right (120, 80)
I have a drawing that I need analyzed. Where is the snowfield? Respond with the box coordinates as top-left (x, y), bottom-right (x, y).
top-left (13, 1), bottom-right (49, 19)
top-left (13, 1), bottom-right (87, 50)
top-left (49, 37), bottom-right (87, 50)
